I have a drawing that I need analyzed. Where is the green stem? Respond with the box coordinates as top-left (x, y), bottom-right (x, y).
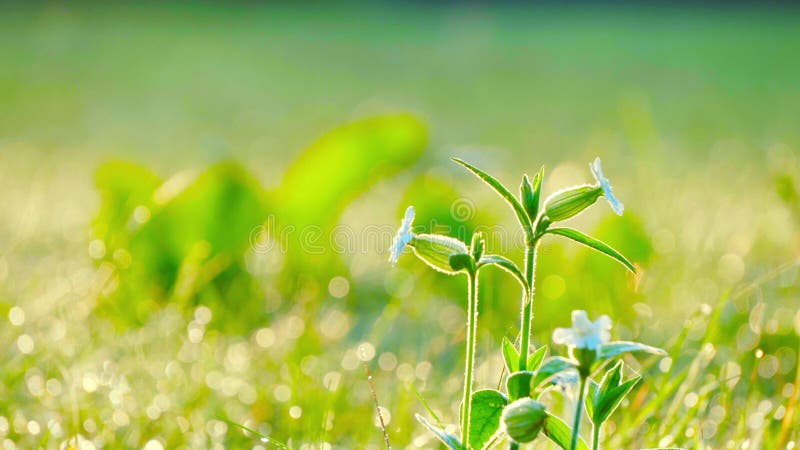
top-left (592, 422), bottom-right (600, 450)
top-left (570, 376), bottom-right (587, 450)
top-left (461, 272), bottom-right (479, 449)
top-left (518, 242), bottom-right (538, 373)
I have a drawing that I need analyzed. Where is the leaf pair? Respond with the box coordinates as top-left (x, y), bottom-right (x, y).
top-left (585, 361), bottom-right (641, 426)
top-left (501, 337), bottom-right (547, 374)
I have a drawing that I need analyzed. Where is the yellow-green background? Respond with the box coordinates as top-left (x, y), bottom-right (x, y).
top-left (1, 3), bottom-right (799, 449)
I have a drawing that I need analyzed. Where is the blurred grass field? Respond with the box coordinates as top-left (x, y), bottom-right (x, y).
top-left (1, 3), bottom-right (799, 449)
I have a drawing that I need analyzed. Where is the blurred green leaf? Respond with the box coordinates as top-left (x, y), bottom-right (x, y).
top-left (416, 415), bottom-right (461, 450)
top-left (598, 341), bottom-right (667, 362)
top-left (277, 114), bottom-right (427, 227)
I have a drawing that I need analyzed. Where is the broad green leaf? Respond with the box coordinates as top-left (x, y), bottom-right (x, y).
top-left (527, 346), bottom-right (548, 372)
top-left (93, 160), bottom-right (162, 251)
top-left (542, 412), bottom-right (589, 450)
top-left (545, 227), bottom-right (635, 273)
top-left (598, 341), bottom-right (667, 362)
top-left (416, 415), bottom-right (461, 450)
top-left (502, 337), bottom-right (520, 373)
top-left (533, 357), bottom-right (578, 390)
top-left (506, 371), bottom-right (534, 401)
top-left (278, 114), bottom-right (427, 227)
top-left (477, 255), bottom-right (528, 290)
top-left (452, 158), bottom-right (533, 238)
top-left (469, 389), bottom-right (508, 450)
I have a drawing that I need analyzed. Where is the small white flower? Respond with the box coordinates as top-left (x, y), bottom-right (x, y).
top-left (590, 157), bottom-right (624, 216)
top-left (389, 206), bottom-right (415, 266)
top-left (552, 310), bottom-right (612, 351)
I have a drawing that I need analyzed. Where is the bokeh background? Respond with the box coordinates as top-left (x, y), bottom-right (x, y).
top-left (1, 2), bottom-right (799, 449)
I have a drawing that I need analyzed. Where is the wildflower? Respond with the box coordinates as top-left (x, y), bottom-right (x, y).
top-left (553, 310), bottom-right (612, 375)
top-left (552, 310), bottom-right (612, 351)
top-left (389, 206), bottom-right (415, 265)
top-left (589, 157), bottom-right (624, 216)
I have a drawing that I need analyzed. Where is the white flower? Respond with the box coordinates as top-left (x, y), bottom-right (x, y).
top-left (590, 157), bottom-right (624, 216)
top-left (389, 206), bottom-right (415, 266)
top-left (552, 310), bottom-right (612, 351)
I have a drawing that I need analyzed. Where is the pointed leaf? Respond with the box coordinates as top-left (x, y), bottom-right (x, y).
top-left (416, 415), bottom-right (461, 450)
top-left (520, 175), bottom-right (537, 221)
top-left (527, 346), bottom-right (548, 372)
top-left (545, 227), bottom-right (635, 273)
top-left (598, 341), bottom-right (667, 362)
top-left (542, 412), bottom-right (589, 450)
top-left (478, 255), bottom-right (528, 290)
top-left (502, 337), bottom-right (520, 373)
top-left (452, 158), bottom-right (533, 238)
top-left (468, 389), bottom-right (508, 450)
top-left (506, 371), bottom-right (534, 401)
top-left (596, 377), bottom-right (641, 424)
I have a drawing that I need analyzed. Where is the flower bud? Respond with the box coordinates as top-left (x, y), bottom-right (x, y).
top-left (502, 398), bottom-right (547, 443)
top-left (410, 234), bottom-right (471, 275)
top-left (543, 185), bottom-right (602, 222)
top-left (571, 347), bottom-right (598, 377)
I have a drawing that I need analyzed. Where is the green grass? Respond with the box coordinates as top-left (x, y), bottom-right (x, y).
top-left (0, 3), bottom-right (799, 449)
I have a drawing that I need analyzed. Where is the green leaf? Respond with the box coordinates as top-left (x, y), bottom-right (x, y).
top-left (545, 227), bottom-right (636, 273)
top-left (520, 175), bottom-right (536, 221)
top-left (477, 255), bottom-right (528, 290)
top-left (542, 412), bottom-right (589, 450)
top-left (416, 415), bottom-right (461, 450)
top-left (596, 377), bottom-right (641, 424)
top-left (584, 380), bottom-right (599, 422)
top-left (599, 361), bottom-right (624, 394)
top-left (533, 357), bottom-right (578, 390)
top-left (527, 346), bottom-right (548, 372)
top-left (520, 167), bottom-right (545, 221)
top-left (502, 337), bottom-right (520, 373)
top-left (468, 389), bottom-right (508, 450)
top-left (506, 371), bottom-right (534, 401)
top-left (598, 341), bottom-right (667, 362)
top-left (452, 158), bottom-right (533, 238)
top-left (471, 232), bottom-right (486, 261)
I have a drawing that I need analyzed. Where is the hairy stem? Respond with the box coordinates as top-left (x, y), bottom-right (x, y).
top-left (571, 376), bottom-right (588, 450)
top-left (518, 242), bottom-right (538, 373)
top-left (592, 422), bottom-right (600, 450)
top-left (461, 273), bottom-right (479, 449)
